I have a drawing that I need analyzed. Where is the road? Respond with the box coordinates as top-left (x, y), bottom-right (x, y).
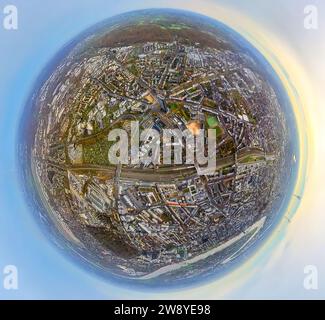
top-left (61, 147), bottom-right (269, 182)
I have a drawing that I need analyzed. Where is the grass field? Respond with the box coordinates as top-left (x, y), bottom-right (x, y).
top-left (206, 115), bottom-right (223, 137)
top-left (168, 101), bottom-right (191, 122)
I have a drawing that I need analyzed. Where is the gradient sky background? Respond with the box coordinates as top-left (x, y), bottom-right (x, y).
top-left (0, 0), bottom-right (324, 299)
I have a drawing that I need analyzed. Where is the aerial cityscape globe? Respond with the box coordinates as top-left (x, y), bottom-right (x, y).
top-left (19, 9), bottom-right (299, 288)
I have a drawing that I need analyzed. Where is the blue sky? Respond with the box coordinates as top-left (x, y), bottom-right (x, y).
top-left (0, 0), bottom-right (324, 299)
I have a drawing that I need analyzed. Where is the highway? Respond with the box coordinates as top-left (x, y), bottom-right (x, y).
top-left (62, 147), bottom-right (269, 182)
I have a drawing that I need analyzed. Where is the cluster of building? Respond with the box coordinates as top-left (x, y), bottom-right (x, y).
top-left (32, 38), bottom-right (288, 277)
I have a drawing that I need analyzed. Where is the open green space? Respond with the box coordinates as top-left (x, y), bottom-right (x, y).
top-left (206, 115), bottom-right (223, 137)
top-left (168, 101), bottom-right (191, 121)
top-left (83, 138), bottom-right (114, 166)
top-left (240, 155), bottom-right (265, 164)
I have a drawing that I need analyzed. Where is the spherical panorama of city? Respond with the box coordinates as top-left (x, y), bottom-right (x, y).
top-left (19, 9), bottom-right (299, 288)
